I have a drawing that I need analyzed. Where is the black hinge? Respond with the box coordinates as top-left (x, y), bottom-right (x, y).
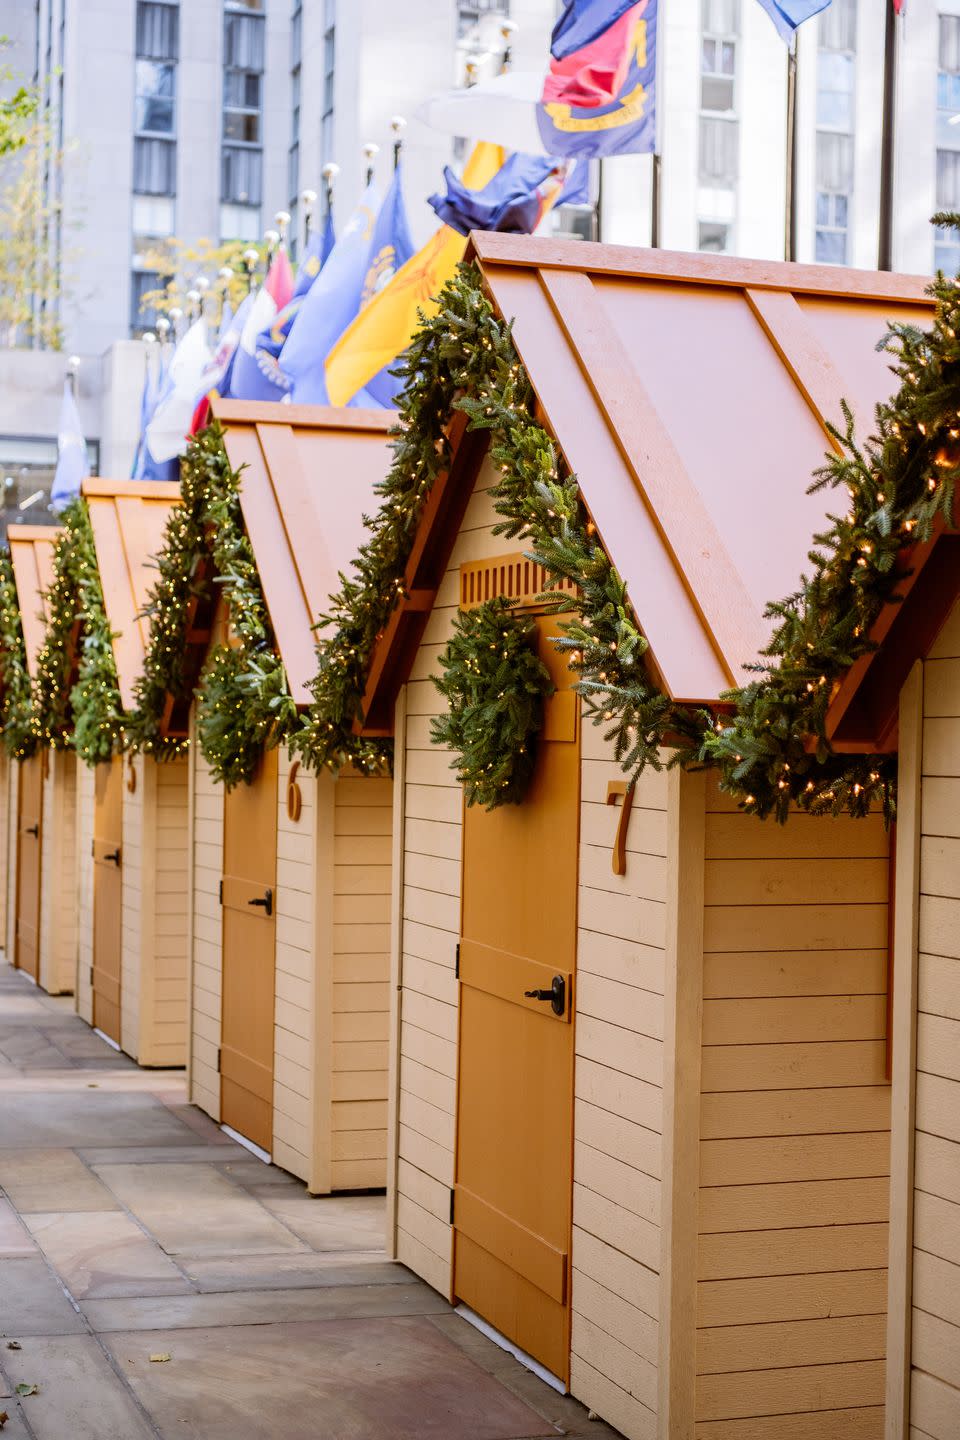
top-left (89, 965), bottom-right (94, 986)
top-left (455, 942), bottom-right (460, 980)
top-left (449, 1187), bottom-right (455, 1226)
top-left (216, 1047), bottom-right (221, 1074)
top-left (218, 879), bottom-right (223, 904)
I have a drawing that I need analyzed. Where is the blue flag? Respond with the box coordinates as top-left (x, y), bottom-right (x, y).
top-left (252, 223), bottom-right (336, 396)
top-left (754, 0), bottom-right (832, 41)
top-left (320, 210), bottom-right (336, 265)
top-left (430, 153), bottom-right (586, 236)
top-left (358, 165), bottom-right (416, 409)
top-left (279, 180), bottom-right (381, 406)
top-left (51, 379), bottom-right (90, 513)
top-left (537, 0), bottom-right (657, 159)
top-left (131, 351), bottom-right (158, 479)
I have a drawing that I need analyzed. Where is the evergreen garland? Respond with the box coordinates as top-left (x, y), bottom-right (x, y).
top-left (34, 500), bottom-right (124, 764)
top-left (431, 598), bottom-right (554, 808)
top-left (0, 548), bottom-right (39, 758)
top-left (131, 422), bottom-right (297, 786)
top-left (699, 224), bottom-right (960, 821)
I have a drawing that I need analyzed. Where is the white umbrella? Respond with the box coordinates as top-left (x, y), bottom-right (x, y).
top-left (415, 71), bottom-right (549, 157)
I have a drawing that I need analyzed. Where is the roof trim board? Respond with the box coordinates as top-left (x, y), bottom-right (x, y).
top-left (8, 528), bottom-right (60, 679)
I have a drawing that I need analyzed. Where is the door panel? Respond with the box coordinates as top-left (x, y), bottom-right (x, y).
top-left (15, 754), bottom-right (43, 980)
top-left (93, 757), bottom-right (123, 1044)
top-left (221, 748), bottom-right (278, 1153)
top-left (455, 615), bottom-right (580, 1383)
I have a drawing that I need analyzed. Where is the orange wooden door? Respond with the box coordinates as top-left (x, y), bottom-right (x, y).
top-left (15, 754), bottom-right (43, 980)
top-left (92, 756), bottom-right (123, 1044)
top-left (454, 615), bottom-right (580, 1383)
top-left (220, 747), bottom-right (278, 1153)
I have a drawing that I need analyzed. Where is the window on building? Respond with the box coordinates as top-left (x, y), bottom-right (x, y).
top-left (136, 1), bottom-right (179, 62)
top-left (290, 2), bottom-right (301, 207)
top-left (222, 1), bottom-right (265, 225)
top-left (700, 36), bottom-right (735, 113)
top-left (130, 268), bottom-right (160, 334)
top-left (698, 220), bottom-right (730, 253)
top-left (815, 0), bottom-right (855, 266)
top-left (133, 136), bottom-right (176, 195)
top-left (135, 60), bottom-right (175, 135)
top-left (322, 0), bottom-right (336, 197)
top-left (222, 145), bottom-right (262, 205)
top-left (936, 147), bottom-right (960, 271)
top-left (698, 0), bottom-right (739, 192)
top-left (939, 16), bottom-right (960, 114)
top-left (699, 117), bottom-right (738, 183)
top-left (458, 0), bottom-right (510, 41)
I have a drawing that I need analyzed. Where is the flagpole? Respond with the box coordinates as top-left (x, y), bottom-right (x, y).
top-left (391, 116), bottom-right (407, 171)
top-left (878, 1), bottom-right (897, 271)
top-left (650, 0), bottom-right (663, 250)
top-left (363, 143), bottom-right (379, 187)
top-left (322, 163), bottom-right (339, 225)
top-left (784, 43), bottom-right (798, 262)
top-left (302, 190), bottom-right (317, 247)
top-left (242, 249), bottom-right (259, 296)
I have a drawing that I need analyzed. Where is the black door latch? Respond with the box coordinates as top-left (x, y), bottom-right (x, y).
top-left (524, 974), bottom-right (566, 1017)
top-left (247, 887), bottom-right (273, 917)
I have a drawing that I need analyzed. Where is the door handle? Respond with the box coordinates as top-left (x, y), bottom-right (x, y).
top-left (25, 824), bottom-right (38, 837)
top-left (524, 974), bottom-right (566, 1017)
top-left (247, 887), bottom-right (273, 917)
top-left (104, 849), bottom-right (120, 866)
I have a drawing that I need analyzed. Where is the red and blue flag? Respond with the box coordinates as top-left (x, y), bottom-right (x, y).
top-left (537, 0), bottom-right (656, 159)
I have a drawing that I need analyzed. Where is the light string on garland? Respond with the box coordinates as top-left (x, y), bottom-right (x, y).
top-left (430, 598), bottom-right (554, 809)
top-left (33, 499), bottom-right (125, 766)
top-left (130, 421), bottom-right (296, 786)
top-left (0, 548), bottom-right (40, 759)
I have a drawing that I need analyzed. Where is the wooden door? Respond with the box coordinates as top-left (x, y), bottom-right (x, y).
top-left (15, 754), bottom-right (43, 980)
top-left (220, 748), bottom-right (278, 1153)
top-left (454, 615), bottom-right (580, 1384)
top-left (92, 756), bottom-right (123, 1044)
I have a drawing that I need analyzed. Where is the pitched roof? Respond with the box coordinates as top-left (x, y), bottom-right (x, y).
top-left (358, 235), bottom-right (933, 733)
top-left (8, 525), bottom-right (60, 679)
top-left (211, 400), bottom-right (395, 706)
top-left (81, 479), bottom-right (181, 713)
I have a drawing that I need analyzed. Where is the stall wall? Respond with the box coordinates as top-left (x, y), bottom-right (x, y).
top-left (76, 761), bottom-right (95, 1019)
top-left (39, 751), bottom-right (77, 994)
top-left (3, 757), bottom-right (15, 962)
top-left (904, 602), bottom-right (960, 1437)
top-left (0, 752), bottom-right (8, 949)
top-left (695, 781), bottom-right (891, 1436)
top-left (273, 752), bottom-right (317, 1184)
top-left (189, 736), bottom-right (225, 1118)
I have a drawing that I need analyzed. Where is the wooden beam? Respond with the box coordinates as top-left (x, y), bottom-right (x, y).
top-left (884, 659), bottom-right (923, 1440)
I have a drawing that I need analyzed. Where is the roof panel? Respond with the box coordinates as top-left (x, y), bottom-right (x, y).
top-left (82, 479), bottom-right (181, 713)
top-left (9, 528), bottom-right (60, 679)
top-left (213, 400), bottom-right (394, 707)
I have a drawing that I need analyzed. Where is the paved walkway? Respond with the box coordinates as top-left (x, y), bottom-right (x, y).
top-left (0, 961), bottom-right (622, 1440)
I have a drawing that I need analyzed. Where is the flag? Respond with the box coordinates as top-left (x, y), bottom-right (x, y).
top-left (537, 0), bottom-right (657, 158)
top-left (226, 249), bottom-right (295, 402)
top-left (251, 219), bottom-right (338, 395)
top-left (145, 318), bottom-right (213, 463)
top-left (430, 152), bottom-right (584, 236)
top-left (130, 349), bottom-right (158, 479)
top-left (323, 143), bottom-right (505, 409)
top-left (50, 379), bottom-right (90, 513)
top-left (279, 179), bottom-right (381, 406)
top-left (356, 164), bottom-right (417, 408)
top-left (320, 210), bottom-right (336, 264)
top-left (416, 70), bottom-right (550, 156)
top-left (551, 0), bottom-right (643, 56)
top-left (754, 0), bottom-right (831, 41)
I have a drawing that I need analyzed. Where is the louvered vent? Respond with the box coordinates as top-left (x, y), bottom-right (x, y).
top-left (459, 552), bottom-right (577, 611)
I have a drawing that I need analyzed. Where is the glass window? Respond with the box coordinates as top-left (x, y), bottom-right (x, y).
top-left (699, 117), bottom-right (738, 183)
top-left (701, 38), bottom-right (735, 112)
top-left (935, 224), bottom-right (960, 274)
top-left (819, 0), bottom-right (856, 52)
top-left (698, 220), bottom-right (730, 253)
top-left (291, 2), bottom-right (302, 66)
top-left (816, 51), bottom-right (854, 129)
top-left (816, 130), bottom-right (853, 192)
top-left (221, 202), bottom-right (261, 242)
top-left (701, 0), bottom-right (739, 35)
top-left (815, 192), bottom-right (848, 264)
top-left (131, 269), bottom-right (159, 332)
top-left (937, 147), bottom-right (960, 208)
top-left (224, 12), bottom-right (264, 69)
top-left (458, 1), bottom-right (510, 41)
top-left (939, 17), bottom-right (960, 113)
top-left (134, 136), bottom-right (176, 195)
top-left (136, 2), bottom-right (178, 62)
top-left (135, 59), bottom-right (175, 135)
top-left (222, 144), bottom-right (262, 205)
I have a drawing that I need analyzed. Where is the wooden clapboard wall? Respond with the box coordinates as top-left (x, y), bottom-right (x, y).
top-left (4, 761), bottom-right (17, 963)
top-left (896, 600), bottom-right (960, 1439)
top-left (0, 753), bottom-right (8, 951)
top-left (39, 752), bottom-right (78, 995)
top-left (695, 779), bottom-right (891, 1437)
top-left (189, 732), bottom-right (225, 1119)
top-left (75, 762), bottom-right (95, 1018)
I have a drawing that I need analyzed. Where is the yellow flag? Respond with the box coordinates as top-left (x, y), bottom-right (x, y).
top-left (325, 142), bottom-right (505, 407)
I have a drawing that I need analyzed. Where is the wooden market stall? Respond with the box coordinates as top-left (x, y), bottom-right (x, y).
top-left (5, 526), bottom-right (71, 993)
top-left (155, 401), bottom-right (395, 1189)
top-left (354, 236), bottom-right (934, 1438)
top-left (814, 513), bottom-right (960, 1439)
top-left (70, 479), bottom-right (189, 1064)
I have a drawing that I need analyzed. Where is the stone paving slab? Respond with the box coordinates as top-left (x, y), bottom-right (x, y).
top-left (0, 1257), bottom-right (86, 1336)
top-left (0, 1093), bottom-right (198, 1148)
top-left (92, 1162), bottom-right (310, 1258)
top-left (1, 1334), bottom-right (158, 1440)
top-left (24, 1211), bottom-right (193, 1299)
top-left (259, 1191), bottom-right (385, 1253)
top-left (0, 1198), bottom-right (37, 1258)
top-left (103, 1317), bottom-right (558, 1440)
top-left (81, 1278), bottom-right (450, 1331)
top-left (78, 1142), bottom-right (251, 1167)
top-left (181, 1253), bottom-right (411, 1292)
top-left (0, 1148), bottom-right (120, 1212)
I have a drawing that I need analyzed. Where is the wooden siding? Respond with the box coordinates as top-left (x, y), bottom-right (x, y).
top-left (273, 751), bottom-right (315, 1184)
top-left (0, 753), bottom-right (8, 950)
top-left (570, 729), bottom-right (668, 1440)
top-left (137, 756), bottom-right (189, 1067)
top-left (4, 758), bottom-right (15, 963)
top-left (331, 768), bottom-right (392, 1191)
top-left (695, 780), bottom-right (891, 1439)
top-left (908, 601), bottom-right (960, 1438)
top-left (190, 737), bottom-right (224, 1119)
top-left (39, 752), bottom-right (77, 995)
top-left (75, 761), bottom-right (94, 1024)
top-left (393, 458), bottom-right (518, 1297)
top-left (121, 757), bottom-right (141, 1056)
